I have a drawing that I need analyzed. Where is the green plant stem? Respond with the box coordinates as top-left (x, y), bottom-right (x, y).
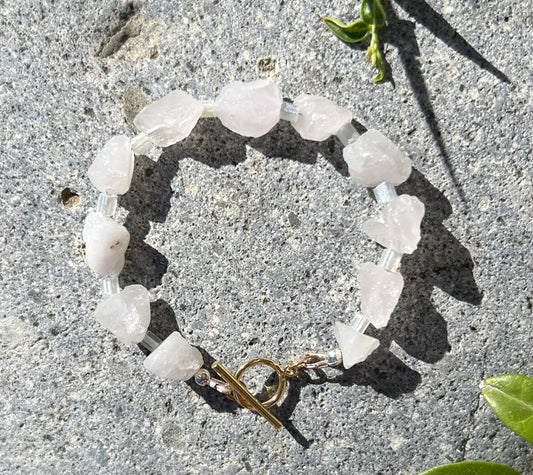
top-left (321, 0), bottom-right (387, 82)
top-left (366, 25), bottom-right (385, 82)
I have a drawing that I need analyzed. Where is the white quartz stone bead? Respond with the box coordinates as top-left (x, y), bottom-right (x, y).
top-left (94, 285), bottom-right (151, 344)
top-left (359, 262), bottom-right (404, 328)
top-left (88, 135), bottom-right (134, 195)
top-left (334, 322), bottom-right (379, 369)
top-left (362, 194), bottom-right (425, 254)
top-left (133, 90), bottom-right (203, 147)
top-left (343, 129), bottom-right (412, 187)
top-left (292, 95), bottom-right (352, 141)
top-left (214, 79), bottom-right (283, 137)
top-left (83, 212), bottom-right (130, 277)
top-left (143, 331), bottom-right (204, 381)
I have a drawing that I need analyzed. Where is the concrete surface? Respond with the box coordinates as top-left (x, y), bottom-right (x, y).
top-left (0, 0), bottom-right (531, 473)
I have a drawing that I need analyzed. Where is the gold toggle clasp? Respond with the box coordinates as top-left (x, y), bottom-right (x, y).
top-left (211, 352), bottom-right (339, 430)
top-left (234, 357), bottom-right (288, 409)
top-left (211, 359), bottom-right (284, 429)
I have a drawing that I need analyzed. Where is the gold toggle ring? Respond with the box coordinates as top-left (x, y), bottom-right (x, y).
top-left (233, 357), bottom-right (287, 410)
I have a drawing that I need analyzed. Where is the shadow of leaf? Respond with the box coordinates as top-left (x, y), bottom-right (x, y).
top-left (391, 0), bottom-right (510, 83)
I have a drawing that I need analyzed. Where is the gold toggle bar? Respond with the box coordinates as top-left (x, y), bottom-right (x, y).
top-left (211, 361), bottom-right (282, 430)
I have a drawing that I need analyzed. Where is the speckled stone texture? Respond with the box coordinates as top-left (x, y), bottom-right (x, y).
top-left (0, 1), bottom-right (531, 474)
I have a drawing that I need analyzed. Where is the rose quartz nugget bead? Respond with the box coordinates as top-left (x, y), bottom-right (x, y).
top-left (88, 135), bottom-right (134, 195)
top-left (95, 285), bottom-right (151, 344)
top-left (362, 194), bottom-right (425, 254)
top-left (144, 331), bottom-right (204, 381)
top-left (334, 322), bottom-right (379, 369)
top-left (133, 90), bottom-right (203, 147)
top-left (214, 79), bottom-right (283, 137)
top-left (359, 262), bottom-right (404, 328)
top-left (292, 95), bottom-right (352, 141)
top-left (343, 129), bottom-right (412, 187)
top-left (83, 212), bottom-right (130, 276)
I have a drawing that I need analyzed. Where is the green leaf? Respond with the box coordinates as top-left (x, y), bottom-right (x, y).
top-left (419, 461), bottom-right (521, 475)
top-left (361, 0), bottom-right (386, 27)
top-left (481, 373), bottom-right (533, 444)
top-left (322, 17), bottom-right (371, 43)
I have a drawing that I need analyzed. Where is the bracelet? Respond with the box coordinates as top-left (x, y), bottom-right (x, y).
top-left (83, 79), bottom-right (424, 430)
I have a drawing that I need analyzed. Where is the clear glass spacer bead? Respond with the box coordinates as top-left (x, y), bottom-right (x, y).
top-left (194, 368), bottom-right (211, 386)
top-left (279, 101), bottom-right (299, 122)
top-left (373, 182), bottom-right (398, 204)
top-left (200, 101), bottom-right (216, 118)
top-left (378, 248), bottom-right (403, 272)
top-left (130, 132), bottom-right (153, 155)
top-left (327, 348), bottom-right (343, 366)
top-left (336, 122), bottom-right (360, 146)
top-left (96, 192), bottom-right (118, 217)
top-left (101, 275), bottom-right (120, 296)
top-left (350, 313), bottom-right (370, 334)
top-left (139, 331), bottom-right (163, 353)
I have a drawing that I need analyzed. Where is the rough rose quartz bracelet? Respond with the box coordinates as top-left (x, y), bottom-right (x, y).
top-left (83, 79), bottom-right (424, 429)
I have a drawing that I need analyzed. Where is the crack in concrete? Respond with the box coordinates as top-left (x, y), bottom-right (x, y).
top-left (461, 345), bottom-right (490, 459)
